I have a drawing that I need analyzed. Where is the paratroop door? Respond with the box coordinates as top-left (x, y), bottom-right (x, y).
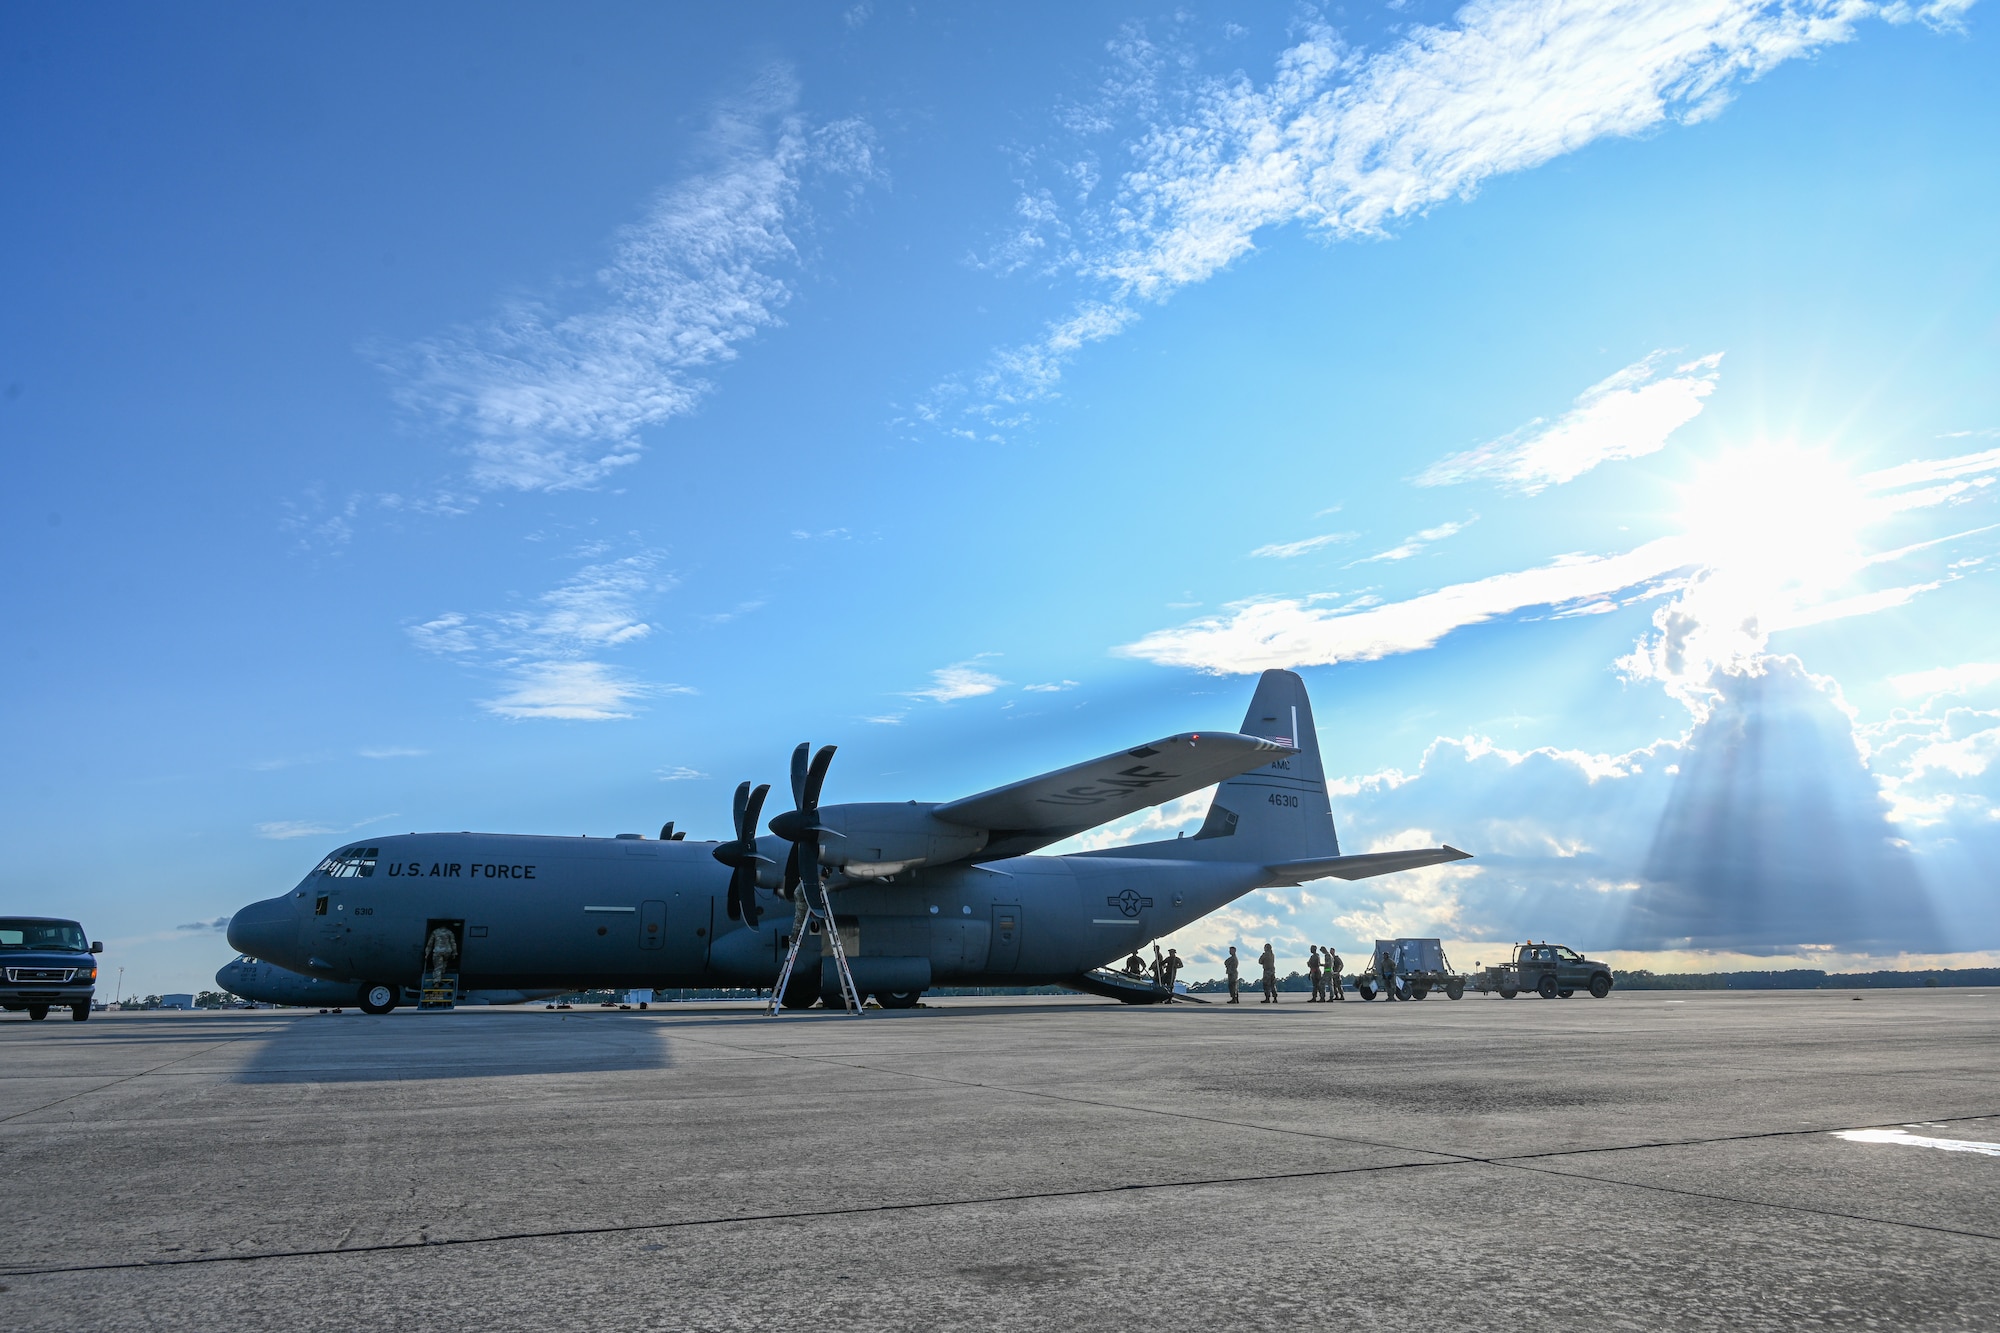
top-left (989, 904), bottom-right (1022, 973)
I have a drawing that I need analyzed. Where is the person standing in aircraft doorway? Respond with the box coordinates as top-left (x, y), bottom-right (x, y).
top-left (1259, 943), bottom-right (1279, 1003)
top-left (424, 925), bottom-right (458, 984)
top-left (1225, 947), bottom-right (1241, 1003)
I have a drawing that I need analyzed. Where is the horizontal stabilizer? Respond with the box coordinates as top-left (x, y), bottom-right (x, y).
top-left (1265, 845), bottom-right (1472, 885)
top-left (935, 732), bottom-right (1293, 845)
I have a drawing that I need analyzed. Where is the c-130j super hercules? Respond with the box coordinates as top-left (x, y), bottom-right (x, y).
top-left (226, 670), bottom-right (1469, 1013)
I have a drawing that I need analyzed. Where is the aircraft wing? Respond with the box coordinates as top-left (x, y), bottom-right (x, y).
top-left (1264, 845), bottom-right (1472, 885)
top-left (934, 732), bottom-right (1294, 848)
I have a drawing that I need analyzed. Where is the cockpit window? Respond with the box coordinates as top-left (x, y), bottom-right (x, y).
top-left (0, 919), bottom-right (88, 951)
top-left (316, 847), bottom-right (379, 878)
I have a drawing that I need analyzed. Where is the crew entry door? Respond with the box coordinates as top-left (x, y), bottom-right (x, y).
top-left (990, 904), bottom-right (1022, 973)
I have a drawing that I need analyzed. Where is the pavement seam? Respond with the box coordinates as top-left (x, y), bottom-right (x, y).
top-left (12, 1116), bottom-right (1999, 1280)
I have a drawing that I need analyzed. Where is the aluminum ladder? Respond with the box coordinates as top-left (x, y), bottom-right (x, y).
top-left (767, 882), bottom-right (864, 1017)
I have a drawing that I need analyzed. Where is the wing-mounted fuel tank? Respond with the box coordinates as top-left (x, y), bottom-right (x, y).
top-left (796, 802), bottom-right (988, 880)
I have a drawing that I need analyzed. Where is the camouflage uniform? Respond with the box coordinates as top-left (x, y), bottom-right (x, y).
top-left (1224, 949), bottom-right (1240, 1003)
top-left (1259, 944), bottom-right (1279, 1003)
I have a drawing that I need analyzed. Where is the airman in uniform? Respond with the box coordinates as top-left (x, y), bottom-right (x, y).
top-left (1327, 947), bottom-right (1345, 1000)
top-left (1307, 947), bottom-right (1325, 1001)
top-left (1162, 948), bottom-right (1183, 1002)
top-left (1225, 946), bottom-right (1241, 1003)
top-left (1259, 943), bottom-right (1279, 1003)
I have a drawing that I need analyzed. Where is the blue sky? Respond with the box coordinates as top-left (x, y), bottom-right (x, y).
top-left (4, 1), bottom-right (1996, 993)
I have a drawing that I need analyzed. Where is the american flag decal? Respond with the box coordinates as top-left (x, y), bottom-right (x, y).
top-left (1273, 736), bottom-right (1293, 747)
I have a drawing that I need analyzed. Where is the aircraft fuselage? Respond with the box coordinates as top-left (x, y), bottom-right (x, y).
top-left (225, 831), bottom-right (1268, 998)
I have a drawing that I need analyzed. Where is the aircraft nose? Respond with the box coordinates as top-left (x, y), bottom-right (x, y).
top-left (226, 896), bottom-right (297, 963)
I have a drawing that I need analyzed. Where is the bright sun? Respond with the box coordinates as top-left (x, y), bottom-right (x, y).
top-left (1677, 440), bottom-right (1875, 602)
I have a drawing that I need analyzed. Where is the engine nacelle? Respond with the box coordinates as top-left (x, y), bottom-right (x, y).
top-left (796, 801), bottom-right (988, 879)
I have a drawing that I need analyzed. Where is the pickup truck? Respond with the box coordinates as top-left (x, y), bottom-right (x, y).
top-left (1, 916), bottom-right (104, 1021)
top-left (1473, 943), bottom-right (1615, 999)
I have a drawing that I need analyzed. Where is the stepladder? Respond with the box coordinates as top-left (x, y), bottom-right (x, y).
top-left (768, 884), bottom-right (864, 1017)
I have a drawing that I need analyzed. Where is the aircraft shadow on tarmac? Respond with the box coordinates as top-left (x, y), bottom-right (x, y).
top-left (232, 1012), bottom-right (672, 1084)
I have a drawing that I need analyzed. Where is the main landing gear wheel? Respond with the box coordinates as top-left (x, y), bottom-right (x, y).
top-left (358, 983), bottom-right (398, 1015)
top-left (27, 1004), bottom-right (49, 1021)
top-left (1538, 974), bottom-right (1560, 1000)
top-left (779, 977), bottom-right (819, 1010)
top-left (71, 1004), bottom-right (90, 1021)
top-left (875, 990), bottom-right (922, 1010)
top-left (1589, 975), bottom-right (1612, 999)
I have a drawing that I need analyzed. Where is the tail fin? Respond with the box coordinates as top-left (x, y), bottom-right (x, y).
top-left (1191, 669), bottom-right (1339, 862)
top-left (1095, 669), bottom-right (1340, 865)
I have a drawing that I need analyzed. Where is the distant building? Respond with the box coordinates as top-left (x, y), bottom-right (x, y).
top-left (160, 993), bottom-right (194, 1010)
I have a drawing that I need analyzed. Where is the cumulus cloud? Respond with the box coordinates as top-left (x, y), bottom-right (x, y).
top-left (1418, 353), bottom-right (1723, 492)
top-left (387, 70), bottom-right (877, 490)
top-left (410, 549), bottom-right (687, 720)
top-left (945, 1), bottom-right (1925, 421)
top-left (906, 662), bottom-right (1007, 703)
top-left (176, 917), bottom-right (231, 933)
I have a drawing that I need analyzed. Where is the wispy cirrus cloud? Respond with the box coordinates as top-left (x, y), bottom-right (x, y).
top-left (1126, 444), bottom-right (2000, 679)
top-left (254, 821), bottom-right (337, 841)
top-left (1417, 353), bottom-right (1722, 493)
top-left (1124, 535), bottom-right (1701, 673)
top-left (943, 2), bottom-right (1943, 424)
top-left (1250, 532), bottom-right (1357, 559)
top-left (387, 69), bottom-right (877, 491)
top-left (410, 549), bottom-right (689, 720)
top-left (1352, 518), bottom-right (1477, 565)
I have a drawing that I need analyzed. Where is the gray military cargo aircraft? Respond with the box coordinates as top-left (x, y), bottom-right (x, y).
top-left (225, 669), bottom-right (1468, 1013)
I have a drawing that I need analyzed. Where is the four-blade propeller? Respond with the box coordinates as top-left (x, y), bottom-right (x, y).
top-left (769, 742), bottom-right (839, 910)
top-left (709, 781), bottom-right (771, 927)
top-left (711, 743), bottom-right (840, 929)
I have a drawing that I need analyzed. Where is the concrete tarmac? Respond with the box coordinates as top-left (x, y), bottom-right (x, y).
top-left (3, 989), bottom-right (1997, 1331)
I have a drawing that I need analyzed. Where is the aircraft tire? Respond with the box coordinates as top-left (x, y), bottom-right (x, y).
top-left (71, 1004), bottom-right (90, 1021)
top-left (358, 983), bottom-right (398, 1015)
top-left (1538, 974), bottom-right (1560, 1000)
top-left (27, 1004), bottom-right (49, 1021)
top-left (1589, 974), bottom-right (1612, 999)
top-left (875, 989), bottom-right (922, 1009)
top-left (779, 978), bottom-right (819, 1010)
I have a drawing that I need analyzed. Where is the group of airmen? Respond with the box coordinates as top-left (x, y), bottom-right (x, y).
top-left (1222, 944), bottom-right (1346, 1003)
top-left (1123, 943), bottom-right (1349, 1003)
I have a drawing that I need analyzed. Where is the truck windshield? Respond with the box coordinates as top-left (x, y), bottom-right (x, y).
top-left (0, 919), bottom-right (88, 951)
